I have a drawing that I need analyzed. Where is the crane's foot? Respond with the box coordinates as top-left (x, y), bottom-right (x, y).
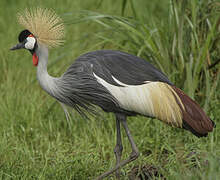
top-left (95, 150), bottom-right (139, 180)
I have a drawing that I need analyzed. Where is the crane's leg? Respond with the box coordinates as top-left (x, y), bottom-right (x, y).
top-left (96, 114), bottom-right (139, 180)
top-left (114, 113), bottom-right (123, 179)
top-left (120, 116), bottom-right (139, 162)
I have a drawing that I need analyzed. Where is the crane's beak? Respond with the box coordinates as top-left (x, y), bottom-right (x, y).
top-left (10, 42), bottom-right (25, 50)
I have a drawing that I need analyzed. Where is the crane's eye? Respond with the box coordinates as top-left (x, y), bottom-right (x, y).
top-left (18, 29), bottom-right (32, 42)
top-left (25, 36), bottom-right (36, 50)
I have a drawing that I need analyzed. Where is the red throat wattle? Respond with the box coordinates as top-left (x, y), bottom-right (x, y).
top-left (32, 53), bottom-right (38, 66)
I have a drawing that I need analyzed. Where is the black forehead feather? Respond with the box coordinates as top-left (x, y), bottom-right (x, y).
top-left (18, 29), bottom-right (32, 42)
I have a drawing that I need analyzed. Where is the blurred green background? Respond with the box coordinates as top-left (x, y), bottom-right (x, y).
top-left (0, 0), bottom-right (219, 179)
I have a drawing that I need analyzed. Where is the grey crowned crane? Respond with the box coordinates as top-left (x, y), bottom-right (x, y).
top-left (10, 8), bottom-right (215, 180)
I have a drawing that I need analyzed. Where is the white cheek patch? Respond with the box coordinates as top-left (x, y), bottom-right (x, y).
top-left (25, 37), bottom-right (36, 50)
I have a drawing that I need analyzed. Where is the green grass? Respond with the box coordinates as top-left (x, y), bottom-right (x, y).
top-left (0, 0), bottom-right (219, 179)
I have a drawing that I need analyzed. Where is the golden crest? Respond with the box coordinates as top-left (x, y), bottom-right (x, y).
top-left (17, 8), bottom-right (65, 48)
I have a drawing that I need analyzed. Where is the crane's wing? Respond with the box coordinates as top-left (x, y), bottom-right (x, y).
top-left (63, 50), bottom-right (214, 137)
top-left (75, 50), bottom-right (172, 86)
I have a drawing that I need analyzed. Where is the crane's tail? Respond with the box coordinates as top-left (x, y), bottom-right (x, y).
top-left (147, 83), bottom-right (215, 137)
top-left (171, 86), bottom-right (215, 137)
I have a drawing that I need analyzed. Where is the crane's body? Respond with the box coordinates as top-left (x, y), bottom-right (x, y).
top-left (38, 47), bottom-right (172, 115)
top-left (36, 46), bottom-right (213, 136)
top-left (11, 8), bottom-right (215, 180)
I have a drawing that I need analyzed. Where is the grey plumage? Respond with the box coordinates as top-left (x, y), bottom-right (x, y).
top-left (76, 50), bottom-right (172, 86)
top-left (36, 45), bottom-right (120, 117)
top-left (51, 49), bottom-right (173, 117)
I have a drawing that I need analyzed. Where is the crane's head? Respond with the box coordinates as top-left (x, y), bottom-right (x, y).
top-left (11, 29), bottom-right (38, 65)
top-left (10, 8), bottom-right (65, 66)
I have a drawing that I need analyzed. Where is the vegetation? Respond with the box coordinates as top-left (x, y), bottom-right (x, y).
top-left (0, 0), bottom-right (219, 179)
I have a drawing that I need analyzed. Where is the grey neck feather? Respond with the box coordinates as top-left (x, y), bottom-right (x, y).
top-left (35, 45), bottom-right (119, 116)
top-left (36, 44), bottom-right (61, 98)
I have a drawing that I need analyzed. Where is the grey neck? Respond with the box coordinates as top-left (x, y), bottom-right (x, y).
top-left (36, 44), bottom-right (60, 98)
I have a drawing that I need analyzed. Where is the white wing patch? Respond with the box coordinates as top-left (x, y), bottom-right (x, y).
top-left (93, 73), bottom-right (183, 127)
top-left (94, 73), bottom-right (155, 117)
top-left (111, 76), bottom-right (128, 86)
